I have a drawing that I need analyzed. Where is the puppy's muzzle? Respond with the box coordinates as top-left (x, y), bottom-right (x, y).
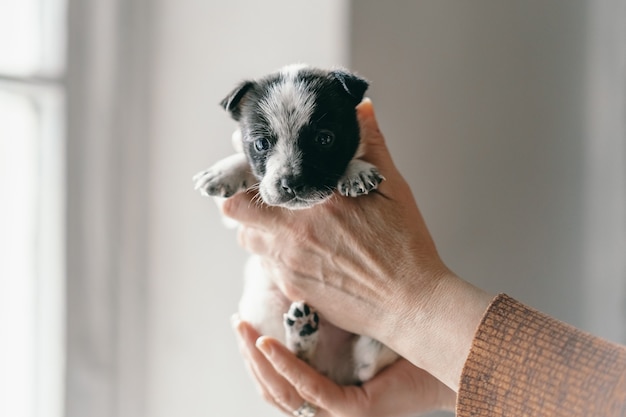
top-left (261, 175), bottom-right (332, 209)
top-left (280, 176), bottom-right (304, 197)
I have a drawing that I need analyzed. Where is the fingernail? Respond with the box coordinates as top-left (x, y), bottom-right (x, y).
top-left (255, 336), bottom-right (274, 358)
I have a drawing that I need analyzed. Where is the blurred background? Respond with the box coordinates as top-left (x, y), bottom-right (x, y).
top-left (0, 1), bottom-right (624, 417)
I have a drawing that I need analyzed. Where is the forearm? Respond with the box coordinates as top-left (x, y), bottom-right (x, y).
top-left (458, 294), bottom-right (626, 417)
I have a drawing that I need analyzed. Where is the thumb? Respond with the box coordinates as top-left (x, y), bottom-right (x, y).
top-left (356, 98), bottom-right (385, 148)
top-left (356, 98), bottom-right (401, 185)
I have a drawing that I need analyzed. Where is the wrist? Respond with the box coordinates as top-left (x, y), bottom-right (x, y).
top-left (385, 270), bottom-right (493, 392)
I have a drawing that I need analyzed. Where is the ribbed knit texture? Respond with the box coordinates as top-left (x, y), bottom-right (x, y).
top-left (457, 294), bottom-right (626, 417)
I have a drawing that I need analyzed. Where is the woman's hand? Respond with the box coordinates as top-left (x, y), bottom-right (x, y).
top-left (233, 317), bottom-right (456, 417)
top-left (222, 99), bottom-right (492, 390)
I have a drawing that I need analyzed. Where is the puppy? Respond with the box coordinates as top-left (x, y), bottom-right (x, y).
top-left (194, 64), bottom-right (398, 385)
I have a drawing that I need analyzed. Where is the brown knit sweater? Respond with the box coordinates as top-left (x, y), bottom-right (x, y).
top-left (457, 294), bottom-right (626, 417)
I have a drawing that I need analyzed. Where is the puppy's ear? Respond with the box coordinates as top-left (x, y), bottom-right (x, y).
top-left (220, 81), bottom-right (255, 121)
top-left (331, 70), bottom-right (369, 106)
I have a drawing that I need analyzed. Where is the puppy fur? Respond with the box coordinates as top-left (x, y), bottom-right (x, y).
top-left (194, 65), bottom-right (397, 384)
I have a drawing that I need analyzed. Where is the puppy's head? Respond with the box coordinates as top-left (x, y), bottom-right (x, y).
top-left (221, 64), bottom-right (368, 209)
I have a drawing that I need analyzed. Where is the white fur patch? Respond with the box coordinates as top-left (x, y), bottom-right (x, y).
top-left (353, 336), bottom-right (398, 382)
top-left (280, 63), bottom-right (309, 78)
top-left (258, 67), bottom-right (316, 202)
top-left (264, 136), bottom-right (303, 179)
top-left (259, 72), bottom-right (315, 142)
top-left (239, 256), bottom-right (290, 342)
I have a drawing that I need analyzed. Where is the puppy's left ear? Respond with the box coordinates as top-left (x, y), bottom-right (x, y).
top-left (331, 70), bottom-right (369, 106)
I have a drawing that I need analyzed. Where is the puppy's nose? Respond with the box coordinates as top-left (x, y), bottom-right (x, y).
top-left (280, 177), bottom-right (303, 196)
top-left (280, 177), bottom-right (295, 195)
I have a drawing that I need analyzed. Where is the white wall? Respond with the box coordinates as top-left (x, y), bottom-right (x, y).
top-left (147, 2), bottom-right (349, 416)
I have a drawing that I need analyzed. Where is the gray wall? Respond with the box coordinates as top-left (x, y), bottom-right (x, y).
top-left (351, 3), bottom-right (625, 416)
top-left (352, 1), bottom-right (623, 336)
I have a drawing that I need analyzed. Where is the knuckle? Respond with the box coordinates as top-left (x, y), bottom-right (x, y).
top-left (281, 279), bottom-right (304, 302)
top-left (299, 381), bottom-right (323, 405)
top-left (307, 382), bottom-right (323, 400)
top-left (260, 390), bottom-right (275, 405)
top-left (298, 222), bottom-right (318, 242)
top-left (269, 386), bottom-right (298, 410)
top-left (221, 196), bottom-right (238, 218)
top-left (279, 248), bottom-right (300, 269)
top-left (237, 226), bottom-right (267, 254)
top-left (236, 226), bottom-right (249, 248)
top-left (264, 256), bottom-right (304, 301)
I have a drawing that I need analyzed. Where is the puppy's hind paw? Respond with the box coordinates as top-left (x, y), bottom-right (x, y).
top-left (284, 301), bottom-right (319, 362)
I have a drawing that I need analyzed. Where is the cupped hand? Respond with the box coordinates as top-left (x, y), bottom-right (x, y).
top-left (233, 317), bottom-right (456, 417)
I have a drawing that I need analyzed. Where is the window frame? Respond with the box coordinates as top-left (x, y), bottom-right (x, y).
top-left (0, 1), bottom-right (66, 414)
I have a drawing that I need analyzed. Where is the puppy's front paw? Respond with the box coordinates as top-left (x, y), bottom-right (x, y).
top-left (193, 168), bottom-right (244, 198)
top-left (284, 301), bottom-right (319, 363)
top-left (193, 153), bottom-right (256, 198)
top-left (338, 159), bottom-right (384, 197)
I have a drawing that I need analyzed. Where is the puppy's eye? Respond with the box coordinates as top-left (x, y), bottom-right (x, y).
top-left (254, 138), bottom-right (271, 152)
top-left (315, 131), bottom-right (335, 148)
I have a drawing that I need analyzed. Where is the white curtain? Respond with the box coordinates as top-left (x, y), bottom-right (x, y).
top-left (65, 0), bottom-right (152, 415)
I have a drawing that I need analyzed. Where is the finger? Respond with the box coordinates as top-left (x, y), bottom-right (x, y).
top-left (232, 318), bottom-right (286, 411)
top-left (256, 336), bottom-right (348, 412)
top-left (221, 191), bottom-right (285, 229)
top-left (232, 319), bottom-right (281, 410)
top-left (237, 226), bottom-right (274, 257)
top-left (233, 319), bottom-right (304, 414)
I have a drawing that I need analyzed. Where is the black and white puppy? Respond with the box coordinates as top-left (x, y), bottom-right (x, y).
top-left (194, 64), bottom-right (398, 385)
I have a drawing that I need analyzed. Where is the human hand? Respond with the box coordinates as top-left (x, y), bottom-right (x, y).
top-left (233, 317), bottom-right (456, 417)
top-left (222, 97), bottom-right (442, 343)
top-left (222, 99), bottom-right (492, 390)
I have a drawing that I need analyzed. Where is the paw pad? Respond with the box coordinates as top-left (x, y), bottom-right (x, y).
top-left (284, 302), bottom-right (319, 337)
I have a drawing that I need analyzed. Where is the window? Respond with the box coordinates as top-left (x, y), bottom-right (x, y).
top-left (0, 0), bottom-right (66, 416)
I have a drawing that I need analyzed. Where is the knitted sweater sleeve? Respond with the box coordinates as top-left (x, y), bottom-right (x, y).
top-left (456, 294), bottom-right (626, 417)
